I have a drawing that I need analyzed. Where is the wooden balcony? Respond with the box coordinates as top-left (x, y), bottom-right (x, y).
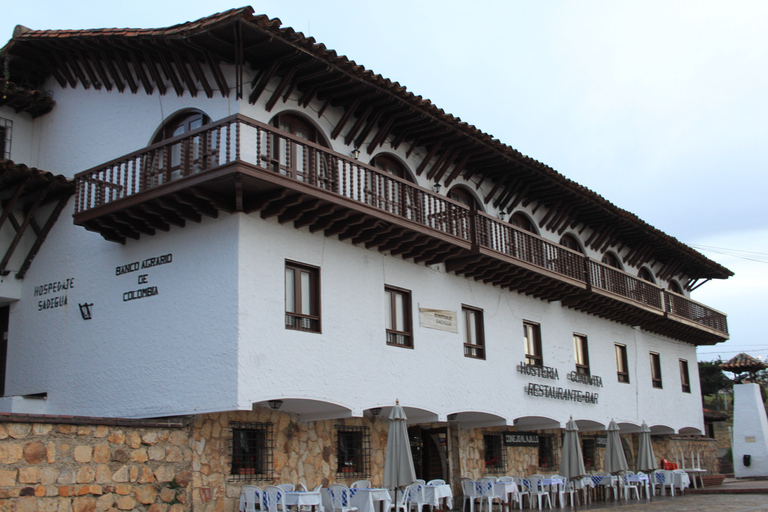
top-left (73, 114), bottom-right (728, 345)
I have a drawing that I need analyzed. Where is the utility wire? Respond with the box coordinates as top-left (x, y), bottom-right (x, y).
top-left (688, 244), bottom-right (768, 264)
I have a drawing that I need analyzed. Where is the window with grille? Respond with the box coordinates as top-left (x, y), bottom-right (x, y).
top-left (650, 352), bottom-right (663, 388)
top-left (538, 434), bottom-right (558, 469)
top-left (615, 344), bottom-right (630, 383)
top-left (582, 437), bottom-right (597, 469)
top-left (0, 118), bottom-right (11, 160)
top-left (462, 305), bottom-right (485, 359)
top-left (680, 359), bottom-right (691, 393)
top-left (386, 286), bottom-right (412, 348)
top-left (230, 421), bottom-right (273, 481)
top-left (573, 334), bottom-right (590, 375)
top-left (285, 260), bottom-right (321, 332)
top-left (524, 322), bottom-right (542, 366)
top-left (336, 425), bottom-right (370, 478)
top-left (483, 433), bottom-right (506, 473)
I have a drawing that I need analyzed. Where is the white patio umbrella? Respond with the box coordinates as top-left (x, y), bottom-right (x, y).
top-left (604, 419), bottom-right (628, 474)
top-left (559, 416), bottom-right (586, 480)
top-left (382, 400), bottom-right (416, 495)
top-left (636, 421), bottom-right (656, 472)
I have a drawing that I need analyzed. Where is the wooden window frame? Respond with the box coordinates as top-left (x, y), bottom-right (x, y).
top-left (462, 305), bottom-right (485, 359)
top-left (524, 321), bottom-right (543, 366)
top-left (0, 118), bottom-right (11, 160)
top-left (680, 359), bottom-right (691, 393)
top-left (573, 333), bottom-right (590, 375)
top-left (483, 432), bottom-right (506, 473)
top-left (385, 285), bottom-right (413, 348)
top-left (229, 421), bottom-right (274, 481)
top-left (615, 343), bottom-right (630, 383)
top-left (285, 260), bottom-right (321, 333)
top-left (650, 352), bottom-right (663, 389)
top-left (335, 425), bottom-right (371, 478)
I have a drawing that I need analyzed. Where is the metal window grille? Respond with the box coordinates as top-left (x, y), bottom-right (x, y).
top-left (335, 425), bottom-right (371, 478)
top-left (230, 421), bottom-right (274, 481)
top-left (483, 432), bottom-right (506, 473)
top-left (538, 434), bottom-right (558, 470)
top-left (582, 437), bottom-right (597, 469)
top-left (0, 118), bottom-right (11, 160)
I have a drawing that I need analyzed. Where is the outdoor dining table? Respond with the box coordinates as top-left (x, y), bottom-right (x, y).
top-left (684, 468), bottom-right (706, 489)
top-left (423, 484), bottom-right (453, 510)
top-left (348, 487), bottom-right (392, 512)
top-left (491, 481), bottom-right (518, 511)
top-left (261, 490), bottom-right (324, 512)
top-left (590, 475), bottom-right (618, 501)
top-left (624, 474), bottom-right (650, 499)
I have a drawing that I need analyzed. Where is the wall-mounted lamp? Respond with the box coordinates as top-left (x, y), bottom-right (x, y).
top-left (268, 400), bottom-right (283, 410)
top-left (447, 413), bottom-right (458, 421)
top-left (370, 407), bottom-right (382, 416)
top-left (79, 303), bottom-right (93, 320)
top-left (352, 148), bottom-right (361, 160)
top-left (498, 210), bottom-right (506, 221)
top-left (432, 182), bottom-right (441, 193)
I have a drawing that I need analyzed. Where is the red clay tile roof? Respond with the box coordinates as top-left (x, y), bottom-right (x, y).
top-left (0, 79), bottom-right (55, 117)
top-left (1, 7), bottom-right (734, 280)
top-left (0, 159), bottom-right (74, 200)
top-left (720, 353), bottom-right (767, 373)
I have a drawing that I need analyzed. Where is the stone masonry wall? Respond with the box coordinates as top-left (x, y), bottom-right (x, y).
top-left (0, 414), bottom-right (193, 512)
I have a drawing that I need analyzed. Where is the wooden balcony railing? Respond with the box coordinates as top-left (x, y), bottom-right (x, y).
top-left (73, 113), bottom-right (728, 339)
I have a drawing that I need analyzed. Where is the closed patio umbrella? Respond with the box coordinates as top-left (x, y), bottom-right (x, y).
top-left (604, 419), bottom-right (628, 474)
top-left (383, 400), bottom-right (416, 493)
top-left (559, 416), bottom-right (586, 480)
top-left (636, 421), bottom-right (656, 472)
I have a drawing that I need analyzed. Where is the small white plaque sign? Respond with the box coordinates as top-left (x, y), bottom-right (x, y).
top-left (745, 436), bottom-right (757, 443)
top-left (419, 308), bottom-right (458, 333)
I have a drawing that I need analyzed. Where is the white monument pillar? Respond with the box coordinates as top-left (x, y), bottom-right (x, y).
top-left (732, 382), bottom-right (768, 477)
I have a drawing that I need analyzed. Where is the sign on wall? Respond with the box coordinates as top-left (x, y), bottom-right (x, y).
top-left (115, 253), bottom-right (173, 302)
top-left (503, 432), bottom-right (540, 447)
top-left (419, 308), bottom-right (458, 333)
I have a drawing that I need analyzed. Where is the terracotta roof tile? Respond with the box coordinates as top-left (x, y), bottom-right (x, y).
top-left (720, 353), bottom-right (767, 372)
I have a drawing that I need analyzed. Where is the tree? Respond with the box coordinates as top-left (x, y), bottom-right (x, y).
top-left (698, 359), bottom-right (733, 398)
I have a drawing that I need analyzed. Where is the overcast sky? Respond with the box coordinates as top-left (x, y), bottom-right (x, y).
top-left (3, 0), bottom-right (767, 362)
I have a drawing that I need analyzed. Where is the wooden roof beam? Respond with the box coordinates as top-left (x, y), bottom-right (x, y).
top-left (139, 203), bottom-right (185, 228)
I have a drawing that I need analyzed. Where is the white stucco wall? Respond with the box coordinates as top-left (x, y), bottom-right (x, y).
top-left (732, 383), bottom-right (768, 477)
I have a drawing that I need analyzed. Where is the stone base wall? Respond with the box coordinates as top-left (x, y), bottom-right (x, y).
top-left (0, 415), bottom-right (192, 512)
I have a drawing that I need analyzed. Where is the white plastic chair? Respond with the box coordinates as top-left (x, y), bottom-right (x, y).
top-left (622, 475), bottom-right (640, 500)
top-left (241, 485), bottom-right (263, 512)
top-left (407, 481), bottom-right (429, 512)
top-left (392, 486), bottom-right (410, 512)
top-left (277, 484), bottom-right (295, 492)
top-left (653, 470), bottom-right (674, 496)
top-left (527, 476), bottom-right (551, 510)
top-left (672, 469), bottom-right (690, 494)
top-left (328, 484), bottom-right (359, 512)
top-left (461, 478), bottom-right (481, 512)
top-left (513, 478), bottom-right (531, 509)
top-left (264, 486), bottom-right (290, 512)
top-left (477, 477), bottom-right (501, 512)
top-left (426, 479), bottom-right (445, 486)
top-left (351, 480), bottom-right (371, 489)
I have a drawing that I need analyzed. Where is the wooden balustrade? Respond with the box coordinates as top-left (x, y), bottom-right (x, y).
top-left (73, 114), bottom-right (727, 338)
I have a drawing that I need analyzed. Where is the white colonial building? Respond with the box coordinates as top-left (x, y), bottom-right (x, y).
top-left (0, 6), bottom-right (730, 500)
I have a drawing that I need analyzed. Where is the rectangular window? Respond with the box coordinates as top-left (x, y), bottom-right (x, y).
top-left (336, 425), bottom-right (370, 478)
top-left (650, 352), bottom-right (662, 388)
top-left (538, 434), bottom-right (557, 470)
top-left (680, 359), bottom-right (691, 393)
top-left (483, 433), bottom-right (506, 473)
top-left (573, 334), bottom-right (590, 375)
top-left (524, 321), bottom-right (542, 366)
top-left (385, 286), bottom-right (412, 348)
top-left (230, 421), bottom-right (273, 481)
top-left (285, 261), bottom-right (320, 332)
top-left (615, 344), bottom-right (630, 383)
top-left (0, 118), bottom-right (11, 160)
top-left (582, 437), bottom-right (597, 469)
top-left (462, 305), bottom-right (485, 359)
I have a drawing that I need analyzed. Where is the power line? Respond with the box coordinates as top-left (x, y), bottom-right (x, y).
top-left (688, 244), bottom-right (768, 264)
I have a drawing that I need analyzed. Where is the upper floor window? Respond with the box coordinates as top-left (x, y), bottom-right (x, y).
top-left (448, 186), bottom-right (480, 210)
top-left (573, 334), bottom-right (590, 375)
top-left (285, 260), bottom-right (321, 333)
top-left (336, 425), bottom-right (370, 478)
top-left (615, 344), bottom-right (630, 383)
top-left (0, 118), bottom-right (11, 160)
top-left (148, 110), bottom-right (212, 185)
top-left (270, 112), bottom-right (332, 188)
top-left (385, 286), bottom-right (412, 348)
top-left (230, 421), bottom-right (273, 481)
top-left (462, 305), bottom-right (485, 359)
top-left (510, 212), bottom-right (537, 234)
top-left (650, 352), bottom-right (663, 388)
top-left (559, 234), bottom-right (583, 253)
top-left (524, 321), bottom-right (543, 366)
top-left (638, 267), bottom-right (656, 283)
top-left (602, 252), bottom-right (623, 270)
top-left (371, 154), bottom-right (414, 182)
top-left (668, 280), bottom-right (684, 295)
top-left (483, 433), bottom-right (506, 473)
top-left (680, 359), bottom-right (691, 393)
